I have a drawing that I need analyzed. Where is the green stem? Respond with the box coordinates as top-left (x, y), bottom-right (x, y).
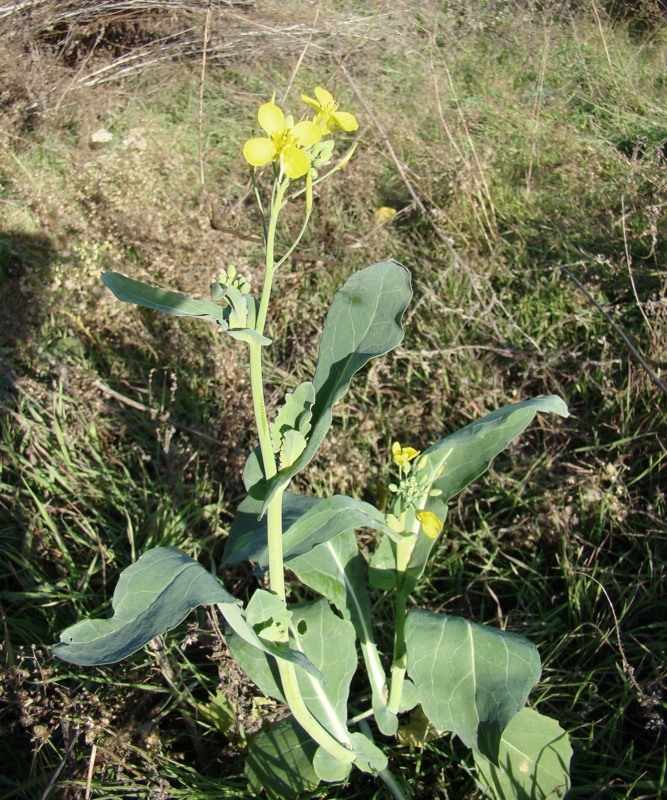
top-left (387, 535), bottom-right (416, 714)
top-left (246, 173), bottom-right (354, 765)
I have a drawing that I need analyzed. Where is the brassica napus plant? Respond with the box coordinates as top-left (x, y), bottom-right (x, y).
top-left (54, 88), bottom-right (572, 799)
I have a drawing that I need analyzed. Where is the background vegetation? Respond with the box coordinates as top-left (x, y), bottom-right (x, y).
top-left (1, 1), bottom-right (665, 797)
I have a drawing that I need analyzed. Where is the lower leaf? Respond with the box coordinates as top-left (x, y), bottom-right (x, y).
top-left (473, 707), bottom-right (572, 800)
top-left (245, 715), bottom-right (320, 800)
top-left (405, 610), bottom-right (541, 764)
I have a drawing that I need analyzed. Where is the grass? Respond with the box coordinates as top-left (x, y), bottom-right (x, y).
top-left (1, 0), bottom-right (666, 798)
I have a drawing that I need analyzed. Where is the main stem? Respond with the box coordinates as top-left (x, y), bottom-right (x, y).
top-left (247, 176), bottom-right (354, 764)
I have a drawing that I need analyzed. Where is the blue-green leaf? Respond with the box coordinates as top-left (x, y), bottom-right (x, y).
top-left (289, 531), bottom-right (397, 736)
top-left (421, 395), bottom-right (569, 522)
top-left (103, 272), bottom-right (226, 323)
top-left (54, 547), bottom-right (322, 680)
top-left (53, 547), bottom-right (236, 665)
top-left (474, 707), bottom-right (572, 799)
top-left (245, 715), bottom-right (320, 800)
top-left (291, 599), bottom-right (357, 748)
top-left (102, 272), bottom-right (271, 345)
top-left (404, 396), bottom-right (569, 594)
top-left (247, 260), bottom-right (412, 510)
top-left (405, 610), bottom-right (541, 764)
top-left (223, 492), bottom-right (395, 570)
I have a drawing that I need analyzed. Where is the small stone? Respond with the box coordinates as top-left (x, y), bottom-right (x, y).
top-left (90, 128), bottom-right (113, 145)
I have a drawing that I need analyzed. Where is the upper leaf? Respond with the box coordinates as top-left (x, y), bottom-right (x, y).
top-left (405, 610), bottom-right (541, 764)
top-left (103, 272), bottom-right (226, 323)
top-left (53, 547), bottom-right (236, 665)
top-left (102, 272), bottom-right (271, 346)
top-left (473, 707), bottom-right (572, 800)
top-left (247, 260), bottom-right (412, 511)
top-left (421, 395), bottom-right (569, 522)
top-left (402, 395), bottom-right (569, 594)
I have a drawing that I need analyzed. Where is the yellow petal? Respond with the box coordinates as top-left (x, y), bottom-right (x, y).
top-left (392, 441), bottom-right (420, 467)
top-left (333, 110), bottom-right (358, 132)
top-left (280, 143), bottom-right (310, 179)
top-left (301, 93), bottom-right (319, 110)
top-left (415, 510), bottom-right (443, 540)
top-left (257, 102), bottom-right (285, 137)
top-left (243, 137), bottom-right (278, 167)
top-left (291, 120), bottom-right (322, 148)
top-left (314, 86), bottom-right (335, 109)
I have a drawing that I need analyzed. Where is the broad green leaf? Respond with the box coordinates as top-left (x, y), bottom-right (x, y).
top-left (368, 533), bottom-right (399, 591)
top-left (245, 715), bottom-right (320, 800)
top-left (53, 546), bottom-right (323, 680)
top-left (227, 627), bottom-right (286, 703)
top-left (223, 492), bottom-right (396, 570)
top-left (403, 396), bottom-right (569, 594)
top-left (421, 395), bottom-right (569, 522)
top-left (248, 260), bottom-right (412, 510)
top-left (291, 599), bottom-right (357, 748)
top-left (221, 601), bottom-right (325, 684)
top-left (53, 547), bottom-right (237, 665)
top-left (102, 272), bottom-right (271, 346)
top-left (289, 531), bottom-right (397, 736)
top-left (474, 708), bottom-right (572, 800)
top-left (405, 610), bottom-right (541, 764)
top-left (348, 731), bottom-right (388, 774)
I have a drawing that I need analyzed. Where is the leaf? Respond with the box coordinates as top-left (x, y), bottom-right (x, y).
top-left (103, 272), bottom-right (226, 324)
top-left (245, 715), bottom-right (320, 800)
top-left (421, 395), bottom-right (569, 522)
top-left (53, 547), bottom-right (237, 665)
top-left (405, 610), bottom-right (541, 764)
top-left (248, 260), bottom-right (412, 511)
top-left (271, 381), bottom-right (315, 451)
top-left (313, 746), bottom-right (353, 783)
top-left (404, 395), bottom-right (569, 594)
top-left (348, 731), bottom-right (388, 774)
top-left (245, 589), bottom-right (292, 643)
top-left (291, 599), bottom-right (357, 748)
top-left (474, 708), bottom-right (572, 800)
top-left (221, 601), bottom-right (325, 684)
top-left (278, 429), bottom-right (308, 470)
top-left (223, 492), bottom-right (396, 570)
top-left (226, 627), bottom-right (286, 703)
top-left (102, 273), bottom-right (271, 346)
top-left (289, 531), bottom-right (397, 736)
top-left (368, 534), bottom-right (399, 591)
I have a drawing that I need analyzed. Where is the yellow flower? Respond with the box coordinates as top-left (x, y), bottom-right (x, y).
top-left (374, 206), bottom-right (398, 225)
top-left (415, 510), bottom-right (443, 540)
top-left (301, 87), bottom-right (359, 134)
top-left (392, 441), bottom-right (420, 468)
top-left (243, 101), bottom-right (322, 179)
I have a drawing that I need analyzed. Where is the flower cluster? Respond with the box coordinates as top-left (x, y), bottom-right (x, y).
top-left (243, 87), bottom-right (358, 180)
top-left (389, 442), bottom-right (444, 540)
